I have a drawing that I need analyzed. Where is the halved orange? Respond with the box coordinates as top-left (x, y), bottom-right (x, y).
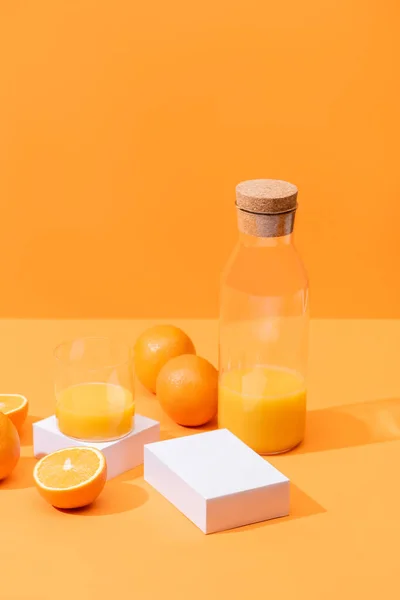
top-left (33, 447), bottom-right (107, 509)
top-left (0, 394), bottom-right (28, 432)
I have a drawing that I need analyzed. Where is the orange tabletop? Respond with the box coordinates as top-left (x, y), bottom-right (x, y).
top-left (1, 319), bottom-right (400, 600)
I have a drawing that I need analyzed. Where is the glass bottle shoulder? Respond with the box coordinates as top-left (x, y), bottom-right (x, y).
top-left (221, 236), bottom-right (308, 299)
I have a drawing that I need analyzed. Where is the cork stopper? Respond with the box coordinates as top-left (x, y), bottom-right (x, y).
top-left (235, 179), bottom-right (298, 238)
top-left (236, 179), bottom-right (298, 214)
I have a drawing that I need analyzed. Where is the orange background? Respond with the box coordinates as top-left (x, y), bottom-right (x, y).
top-left (1, 1), bottom-right (399, 319)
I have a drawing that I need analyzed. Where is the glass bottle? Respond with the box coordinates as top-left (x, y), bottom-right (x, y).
top-left (218, 179), bottom-right (309, 454)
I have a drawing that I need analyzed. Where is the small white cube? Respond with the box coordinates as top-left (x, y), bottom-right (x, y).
top-left (144, 428), bottom-right (290, 534)
top-left (33, 414), bottom-right (160, 480)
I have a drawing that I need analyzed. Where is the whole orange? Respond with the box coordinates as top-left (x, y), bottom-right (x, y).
top-left (0, 412), bottom-right (20, 480)
top-left (134, 325), bottom-right (195, 393)
top-left (156, 354), bottom-right (218, 426)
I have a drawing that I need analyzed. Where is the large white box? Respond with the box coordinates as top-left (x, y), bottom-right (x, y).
top-left (144, 428), bottom-right (290, 534)
top-left (33, 414), bottom-right (160, 480)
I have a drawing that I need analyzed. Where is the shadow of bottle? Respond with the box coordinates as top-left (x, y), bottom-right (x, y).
top-left (292, 397), bottom-right (400, 455)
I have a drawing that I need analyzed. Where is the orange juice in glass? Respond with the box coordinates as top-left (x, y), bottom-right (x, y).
top-left (54, 337), bottom-right (135, 441)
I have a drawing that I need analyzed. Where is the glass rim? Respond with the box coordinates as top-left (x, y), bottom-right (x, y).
top-left (54, 336), bottom-right (132, 369)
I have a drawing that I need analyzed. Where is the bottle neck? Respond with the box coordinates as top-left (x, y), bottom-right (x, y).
top-left (236, 208), bottom-right (296, 239)
top-left (239, 231), bottom-right (294, 248)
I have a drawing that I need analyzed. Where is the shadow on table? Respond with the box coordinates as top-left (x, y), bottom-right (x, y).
top-left (292, 397), bottom-right (400, 455)
top-left (0, 456), bottom-right (36, 490)
top-left (115, 464), bottom-right (144, 483)
top-left (113, 423), bottom-right (205, 484)
top-left (57, 482), bottom-right (149, 517)
top-left (158, 416), bottom-right (218, 442)
top-left (220, 484), bottom-right (325, 535)
top-left (160, 430), bottom-right (177, 442)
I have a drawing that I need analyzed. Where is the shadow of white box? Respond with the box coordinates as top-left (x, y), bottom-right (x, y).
top-left (144, 428), bottom-right (290, 534)
top-left (33, 415), bottom-right (160, 480)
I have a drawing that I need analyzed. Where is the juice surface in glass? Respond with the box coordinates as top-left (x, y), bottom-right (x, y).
top-left (56, 382), bottom-right (135, 441)
top-left (218, 365), bottom-right (306, 454)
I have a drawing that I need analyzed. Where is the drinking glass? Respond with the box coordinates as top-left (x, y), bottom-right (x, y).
top-left (54, 337), bottom-right (135, 442)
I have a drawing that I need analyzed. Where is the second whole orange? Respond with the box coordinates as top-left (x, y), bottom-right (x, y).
top-left (156, 354), bottom-right (218, 426)
top-left (134, 325), bottom-right (195, 393)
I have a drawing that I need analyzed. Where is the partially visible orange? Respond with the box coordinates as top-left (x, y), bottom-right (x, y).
top-left (0, 394), bottom-right (28, 432)
top-left (33, 447), bottom-right (107, 509)
top-left (134, 325), bottom-right (195, 393)
top-left (0, 412), bottom-right (20, 480)
top-left (156, 354), bottom-right (218, 426)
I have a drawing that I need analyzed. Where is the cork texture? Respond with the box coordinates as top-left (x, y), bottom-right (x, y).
top-left (237, 209), bottom-right (296, 238)
top-left (236, 179), bottom-right (298, 214)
